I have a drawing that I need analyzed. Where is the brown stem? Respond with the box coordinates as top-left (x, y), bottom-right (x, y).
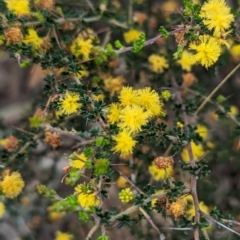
top-left (195, 62), bottom-right (240, 115)
top-left (139, 207), bottom-right (165, 239)
top-left (199, 210), bottom-right (240, 237)
top-left (116, 27), bottom-right (187, 54)
top-left (169, 71), bottom-right (200, 240)
top-left (117, 170), bottom-right (146, 195)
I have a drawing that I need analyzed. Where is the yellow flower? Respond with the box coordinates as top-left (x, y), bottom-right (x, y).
top-left (119, 86), bottom-right (138, 106)
top-left (112, 131), bottom-right (136, 156)
top-left (119, 188), bottom-right (134, 203)
top-left (123, 29), bottom-right (143, 44)
top-left (196, 125), bottom-right (208, 140)
top-left (76, 68), bottom-right (89, 80)
top-left (169, 198), bottom-right (186, 220)
top-left (116, 176), bottom-right (128, 188)
top-left (69, 152), bottom-right (87, 169)
top-left (104, 76), bottom-right (125, 96)
top-left (161, 1), bottom-right (180, 18)
top-left (148, 54), bottom-right (169, 73)
top-left (136, 87), bottom-right (165, 117)
top-left (189, 35), bottom-right (221, 68)
top-left (107, 103), bottom-right (121, 124)
top-left (4, 0), bottom-right (30, 16)
top-left (230, 44), bottom-right (240, 57)
top-left (181, 141), bottom-right (204, 163)
top-left (230, 105), bottom-right (239, 116)
top-left (77, 191), bottom-right (99, 210)
top-left (93, 94), bottom-right (104, 102)
top-left (177, 51), bottom-right (194, 72)
top-left (200, 0), bottom-right (233, 35)
top-left (200, 0), bottom-right (228, 18)
top-left (0, 202), bottom-right (5, 218)
top-left (0, 139), bottom-right (7, 146)
top-left (55, 231), bottom-right (73, 240)
top-left (23, 28), bottom-right (43, 49)
top-left (149, 163), bottom-right (173, 181)
top-left (187, 201), bottom-right (209, 219)
top-left (48, 211), bottom-right (66, 222)
top-left (177, 122), bottom-right (184, 128)
top-left (151, 190), bottom-right (164, 206)
top-left (0, 171), bottom-right (24, 198)
top-left (59, 91), bottom-right (82, 115)
top-left (118, 105), bottom-right (149, 133)
top-left (161, 90), bottom-right (171, 101)
top-left (70, 35), bottom-right (93, 60)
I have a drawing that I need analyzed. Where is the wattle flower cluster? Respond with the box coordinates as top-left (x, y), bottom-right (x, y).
top-left (107, 86), bottom-right (165, 156)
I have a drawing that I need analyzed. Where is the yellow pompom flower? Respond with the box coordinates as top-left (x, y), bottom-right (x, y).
top-left (119, 188), bottom-right (134, 203)
top-left (107, 103), bottom-right (121, 124)
top-left (230, 44), bottom-right (240, 57)
top-left (116, 176), bottom-right (128, 188)
top-left (119, 86), bottom-right (138, 106)
top-left (70, 35), bottom-right (93, 60)
top-left (136, 87), bottom-right (165, 117)
top-left (4, 0), bottom-right (30, 16)
top-left (0, 202), bottom-right (5, 218)
top-left (77, 191), bottom-right (99, 210)
top-left (200, 0), bottom-right (233, 35)
top-left (59, 91), bottom-right (82, 115)
top-left (123, 29), bottom-right (143, 44)
top-left (148, 163), bottom-right (173, 181)
top-left (55, 231), bottom-right (73, 240)
top-left (187, 200), bottom-right (209, 219)
top-left (148, 54), bottom-right (169, 73)
top-left (168, 198), bottom-right (186, 220)
top-left (181, 141), bottom-right (204, 163)
top-left (23, 28), bottom-right (43, 49)
top-left (200, 0), bottom-right (227, 17)
top-left (189, 35), bottom-right (221, 68)
top-left (196, 125), bottom-right (209, 140)
top-left (104, 76), bottom-right (125, 96)
top-left (177, 51), bottom-right (194, 72)
top-left (118, 105), bottom-right (149, 133)
top-left (161, 90), bottom-right (172, 101)
top-left (69, 152), bottom-right (87, 169)
top-left (112, 131), bottom-right (136, 156)
top-left (48, 211), bottom-right (66, 222)
top-left (0, 171), bottom-right (24, 198)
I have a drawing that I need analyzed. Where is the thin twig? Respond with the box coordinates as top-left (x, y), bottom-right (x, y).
top-left (116, 27), bottom-right (187, 54)
top-left (109, 189), bottom-right (190, 224)
top-left (169, 71), bottom-right (200, 240)
top-left (86, 222), bottom-right (100, 240)
top-left (195, 62), bottom-right (240, 115)
top-left (139, 207), bottom-right (165, 240)
top-left (221, 219), bottom-right (240, 227)
top-left (41, 124), bottom-right (85, 141)
top-left (199, 210), bottom-right (240, 237)
top-left (117, 170), bottom-right (146, 195)
top-left (187, 87), bottom-right (240, 126)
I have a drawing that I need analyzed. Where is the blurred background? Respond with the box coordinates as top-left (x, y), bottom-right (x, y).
top-left (1, 0), bottom-right (240, 239)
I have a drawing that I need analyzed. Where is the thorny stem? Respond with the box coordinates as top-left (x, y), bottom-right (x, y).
top-left (187, 87), bottom-right (240, 126)
top-left (195, 62), bottom-right (240, 115)
top-left (109, 189), bottom-right (190, 224)
top-left (139, 207), bottom-right (165, 240)
top-left (86, 222), bottom-right (100, 240)
top-left (169, 71), bottom-right (200, 240)
top-left (128, 0), bottom-right (133, 25)
top-left (116, 27), bottom-right (187, 54)
top-left (41, 124), bottom-right (85, 141)
top-left (117, 170), bottom-right (146, 195)
top-left (7, 133), bottom-right (43, 164)
top-left (199, 210), bottom-right (240, 237)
